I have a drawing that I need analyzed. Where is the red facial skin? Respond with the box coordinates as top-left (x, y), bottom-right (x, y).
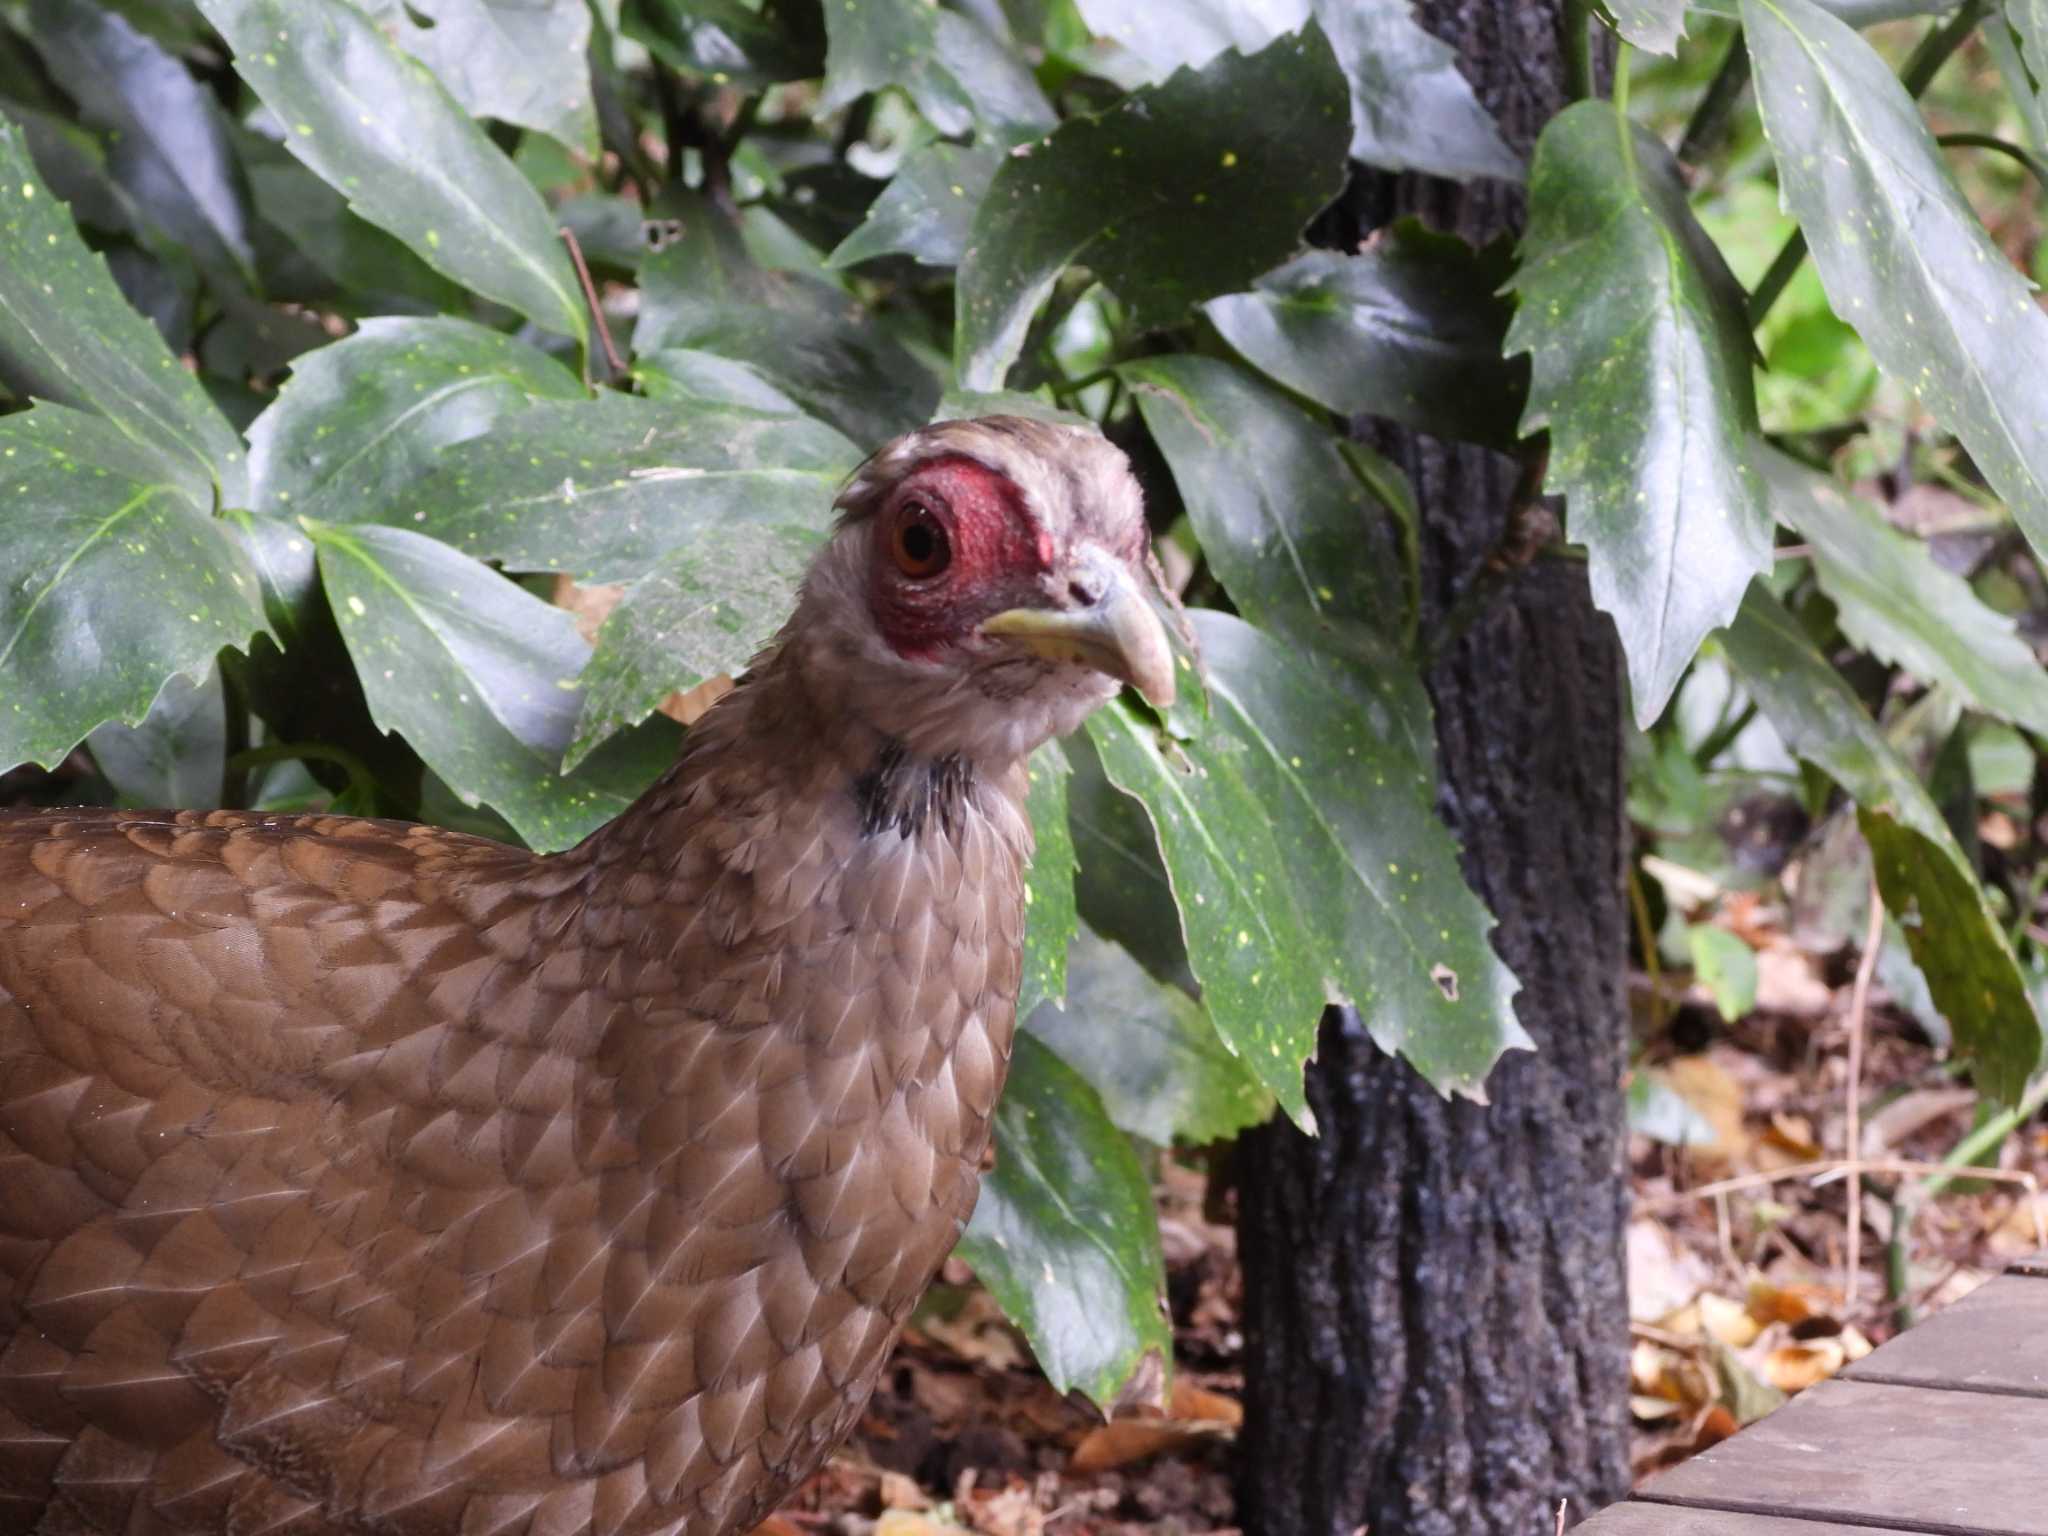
top-left (869, 457), bottom-right (1051, 660)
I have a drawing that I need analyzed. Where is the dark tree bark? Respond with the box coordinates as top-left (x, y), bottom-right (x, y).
top-left (1234, 6), bottom-right (1632, 1534)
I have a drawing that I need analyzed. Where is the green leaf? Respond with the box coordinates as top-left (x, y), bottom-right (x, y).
top-left (1091, 612), bottom-right (1526, 1114)
top-left (1308, 0), bottom-right (1521, 180)
top-left (309, 520), bottom-right (671, 850)
top-left (392, 392), bottom-right (857, 581)
top-left (1066, 727), bottom-right (1192, 993)
top-left (88, 663), bottom-right (226, 808)
top-left (1072, 0), bottom-right (1308, 75)
top-left (29, 0), bottom-right (255, 279)
top-left (0, 122), bottom-right (246, 503)
top-left (1743, 0), bottom-right (2048, 568)
top-left (1722, 587), bottom-right (2043, 1103)
top-left (2013, 3), bottom-right (2048, 135)
top-left (1025, 924), bottom-right (1271, 1145)
top-left (1120, 353), bottom-right (1434, 770)
top-left (957, 1030), bottom-right (1170, 1409)
top-left (635, 198), bottom-right (938, 444)
top-left (244, 317), bottom-right (585, 522)
top-left (3, 99), bottom-right (140, 237)
top-left (359, 0), bottom-right (598, 152)
top-left (1074, 1), bottom-right (1519, 181)
top-left (827, 140), bottom-right (1001, 271)
top-left (955, 24), bottom-right (1350, 390)
top-left (619, 0), bottom-right (827, 91)
top-left (1202, 225), bottom-right (1523, 448)
top-left (1506, 100), bottom-right (1772, 728)
top-left (819, 0), bottom-right (1053, 139)
top-left (1765, 449), bottom-right (2048, 739)
top-left (565, 518), bottom-right (826, 768)
top-left (1019, 739), bottom-right (1077, 1022)
top-left (1687, 924), bottom-right (1759, 1022)
top-left (1607, 0), bottom-right (1687, 53)
top-left (0, 404), bottom-right (268, 770)
top-left (632, 348), bottom-right (805, 413)
top-left (235, 125), bottom-right (468, 312)
top-left (199, 0), bottom-right (589, 346)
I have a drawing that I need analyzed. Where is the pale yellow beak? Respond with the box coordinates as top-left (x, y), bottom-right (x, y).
top-left (979, 550), bottom-right (1176, 710)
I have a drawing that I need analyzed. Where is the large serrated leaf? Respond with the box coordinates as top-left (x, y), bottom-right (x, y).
top-left (360, 0), bottom-right (598, 152)
top-left (29, 0), bottom-right (254, 280)
top-left (1308, 0), bottom-right (1521, 180)
top-left (1018, 739), bottom-right (1077, 1022)
top-left (954, 25), bottom-right (1349, 391)
top-left (957, 1031), bottom-right (1170, 1409)
top-left (199, 0), bottom-right (588, 347)
top-left (0, 122), bottom-right (245, 503)
top-left (235, 125), bottom-right (467, 312)
top-left (565, 520), bottom-right (826, 768)
top-left (818, 0), bottom-right (1053, 139)
top-left (827, 141), bottom-right (1001, 271)
top-left (89, 664), bottom-right (227, 808)
top-left (1723, 587), bottom-right (2043, 1103)
top-left (1764, 449), bottom-right (2048, 738)
top-left (635, 198), bottom-right (937, 444)
top-left (245, 317), bottom-right (585, 522)
top-left (1202, 225), bottom-right (1523, 448)
top-left (1024, 924), bottom-right (1271, 1146)
top-left (1091, 613), bottom-right (1526, 1114)
top-left (1744, 0), bottom-right (2048, 567)
top-left (1073, 0), bottom-right (1518, 181)
top-left (2014, 3), bottom-right (2048, 128)
top-left (388, 393), bottom-right (857, 582)
top-left (1065, 726), bottom-right (1192, 993)
top-left (310, 521), bottom-right (673, 850)
top-left (1120, 353), bottom-right (1434, 771)
top-left (0, 404), bottom-right (268, 770)
top-left (1506, 100), bottom-right (1772, 728)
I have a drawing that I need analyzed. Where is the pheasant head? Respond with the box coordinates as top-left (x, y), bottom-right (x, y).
top-left (785, 414), bottom-right (1175, 768)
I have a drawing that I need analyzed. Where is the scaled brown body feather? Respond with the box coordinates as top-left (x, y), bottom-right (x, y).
top-left (0, 417), bottom-right (1170, 1536)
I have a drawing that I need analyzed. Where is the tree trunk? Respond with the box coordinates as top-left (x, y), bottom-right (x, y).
top-left (1233, 6), bottom-right (1632, 1533)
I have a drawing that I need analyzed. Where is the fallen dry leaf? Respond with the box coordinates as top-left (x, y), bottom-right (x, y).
top-left (1070, 1419), bottom-right (1229, 1473)
top-left (1746, 1279), bottom-right (1833, 1327)
top-left (1697, 1292), bottom-right (1760, 1349)
top-left (1753, 945), bottom-right (1832, 1017)
top-left (1762, 1340), bottom-right (1845, 1393)
top-left (877, 1512), bottom-right (977, 1536)
top-left (1665, 1055), bottom-right (1749, 1163)
top-left (880, 1472), bottom-right (931, 1511)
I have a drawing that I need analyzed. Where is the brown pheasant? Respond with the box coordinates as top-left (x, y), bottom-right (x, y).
top-left (0, 416), bottom-right (1173, 1536)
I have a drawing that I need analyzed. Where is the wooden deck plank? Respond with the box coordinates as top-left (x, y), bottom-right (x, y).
top-left (1843, 1272), bottom-right (2048, 1397)
top-left (1576, 1505), bottom-right (1900, 1534)
top-left (1628, 1376), bottom-right (2048, 1535)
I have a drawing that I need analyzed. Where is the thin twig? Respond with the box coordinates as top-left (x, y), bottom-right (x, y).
top-left (1677, 32), bottom-right (1753, 166)
top-left (1646, 1156), bottom-right (2042, 1211)
top-left (559, 226), bottom-right (626, 384)
top-left (1843, 878), bottom-right (1884, 1305)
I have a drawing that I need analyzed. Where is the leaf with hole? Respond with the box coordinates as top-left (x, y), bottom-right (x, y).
top-left (1089, 611), bottom-right (1525, 1115)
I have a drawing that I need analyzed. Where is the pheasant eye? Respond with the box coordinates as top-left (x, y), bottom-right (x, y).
top-left (890, 505), bottom-right (951, 579)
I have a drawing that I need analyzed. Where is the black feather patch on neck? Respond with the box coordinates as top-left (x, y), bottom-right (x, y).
top-left (855, 739), bottom-right (974, 839)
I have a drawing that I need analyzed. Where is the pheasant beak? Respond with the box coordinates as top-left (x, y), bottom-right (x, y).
top-left (980, 548), bottom-right (1177, 710)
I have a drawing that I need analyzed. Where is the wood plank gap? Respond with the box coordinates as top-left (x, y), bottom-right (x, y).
top-left (1846, 1369), bottom-right (2048, 1402)
top-left (2008, 1260), bottom-right (2048, 1279)
top-left (1631, 1492), bottom-right (2028, 1536)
